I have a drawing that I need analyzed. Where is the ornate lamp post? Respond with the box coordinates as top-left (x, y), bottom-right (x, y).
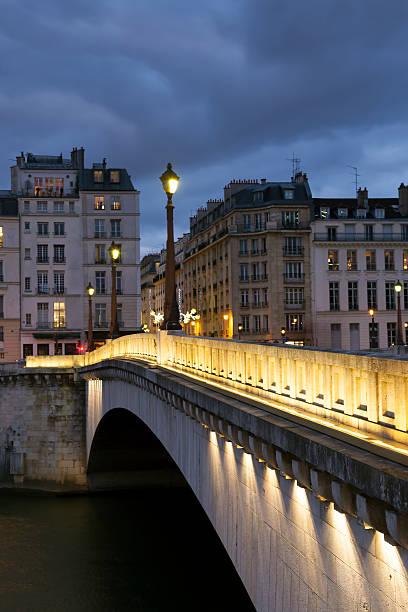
top-left (87, 282), bottom-right (95, 351)
top-left (109, 241), bottom-right (120, 339)
top-left (159, 163), bottom-right (182, 330)
top-left (238, 323), bottom-right (243, 340)
top-left (368, 308), bottom-right (375, 348)
top-left (395, 280), bottom-right (404, 346)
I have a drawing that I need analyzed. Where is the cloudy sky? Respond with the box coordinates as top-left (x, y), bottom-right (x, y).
top-left (1, 0), bottom-right (408, 253)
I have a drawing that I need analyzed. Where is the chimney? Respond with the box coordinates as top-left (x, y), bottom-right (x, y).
top-left (71, 147), bottom-right (78, 169)
top-left (78, 147), bottom-right (85, 169)
top-left (261, 178), bottom-right (267, 184)
top-left (102, 158), bottom-right (107, 171)
top-left (16, 152), bottom-right (25, 168)
top-left (357, 187), bottom-right (368, 208)
top-left (294, 172), bottom-right (308, 183)
top-left (399, 183), bottom-right (408, 217)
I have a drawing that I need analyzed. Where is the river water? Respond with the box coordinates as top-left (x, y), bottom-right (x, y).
top-left (0, 489), bottom-right (255, 611)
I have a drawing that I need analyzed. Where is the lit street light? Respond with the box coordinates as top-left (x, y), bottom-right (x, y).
top-left (394, 280), bottom-right (404, 346)
top-left (368, 308), bottom-right (376, 349)
top-left (109, 241), bottom-right (120, 339)
top-left (238, 323), bottom-right (243, 340)
top-left (87, 282), bottom-right (95, 351)
top-left (159, 163), bottom-right (182, 330)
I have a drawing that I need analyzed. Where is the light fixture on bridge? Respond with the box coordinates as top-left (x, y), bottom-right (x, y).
top-left (394, 280), bottom-right (404, 346)
top-left (223, 314), bottom-right (229, 320)
top-left (108, 241), bottom-right (121, 340)
top-left (86, 282), bottom-right (95, 351)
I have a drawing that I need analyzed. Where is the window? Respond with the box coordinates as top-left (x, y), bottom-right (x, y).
top-left (385, 282), bottom-right (396, 310)
top-left (241, 315), bottom-right (250, 332)
top-left (116, 270), bottom-right (122, 294)
top-left (255, 214), bottom-right (262, 230)
top-left (403, 250), bottom-right (408, 271)
top-left (243, 214), bottom-right (251, 230)
top-left (374, 208), bottom-right (385, 219)
top-left (387, 322), bottom-right (396, 347)
top-left (23, 344), bottom-right (33, 357)
top-left (329, 281), bottom-right (340, 311)
top-left (54, 245), bottom-right (65, 263)
top-left (262, 289), bottom-right (268, 306)
top-left (281, 211), bottom-right (299, 227)
top-left (94, 219), bottom-right (105, 237)
top-left (328, 250), bottom-right (339, 271)
top-left (284, 237), bottom-right (302, 255)
top-left (402, 225), bottom-right (408, 240)
top-left (320, 207), bottom-right (330, 219)
top-left (37, 273), bottom-right (48, 294)
top-left (37, 200), bottom-right (48, 212)
top-left (37, 303), bottom-right (49, 328)
top-left (261, 238), bottom-right (267, 253)
top-left (0, 262), bottom-right (3, 282)
top-left (110, 171), bottom-right (120, 183)
top-left (347, 250), bottom-right (357, 271)
top-left (253, 191), bottom-right (264, 202)
top-left (284, 262), bottom-right (303, 280)
top-left (54, 222), bottom-right (65, 236)
top-left (239, 239), bottom-right (248, 255)
top-left (286, 314), bottom-right (303, 330)
top-left (96, 272), bottom-right (106, 294)
top-left (384, 250), bottom-right (394, 271)
top-left (0, 295), bottom-right (3, 317)
top-left (253, 289), bottom-right (260, 306)
top-left (239, 264), bottom-right (248, 281)
top-left (37, 222), bottom-right (48, 235)
top-left (37, 244), bottom-right (48, 263)
top-left (110, 219), bottom-right (121, 237)
top-left (25, 314), bottom-right (32, 326)
top-left (24, 222), bottom-right (30, 233)
top-left (111, 196), bottom-right (121, 210)
top-left (285, 287), bottom-right (304, 306)
top-left (117, 303), bottom-right (123, 324)
top-left (284, 190), bottom-right (294, 199)
top-left (37, 344), bottom-right (49, 356)
top-left (24, 201), bottom-right (30, 212)
top-left (345, 225), bottom-right (355, 240)
top-left (69, 201), bottom-right (75, 213)
top-left (369, 322), bottom-right (378, 349)
top-left (95, 244), bottom-right (106, 264)
top-left (54, 201), bottom-right (64, 213)
top-left (251, 239), bottom-right (259, 255)
top-left (252, 263), bottom-right (259, 281)
top-left (263, 315), bottom-right (269, 331)
top-left (367, 282), bottom-right (377, 310)
top-left (356, 209), bottom-right (366, 218)
top-left (364, 225), bottom-right (374, 241)
top-left (253, 315), bottom-right (261, 332)
top-left (24, 248), bottom-right (31, 260)
top-left (327, 227), bottom-right (337, 241)
top-left (366, 250), bottom-right (376, 270)
top-left (337, 208), bottom-right (348, 217)
top-left (383, 225), bottom-right (392, 240)
top-left (54, 273), bottom-right (64, 294)
top-left (94, 170), bottom-right (103, 183)
top-left (240, 289), bottom-right (249, 307)
top-left (53, 302), bottom-right (65, 328)
top-left (95, 303), bottom-right (107, 326)
top-left (404, 282), bottom-right (408, 310)
top-left (94, 196), bottom-right (105, 210)
top-left (24, 277), bottom-right (31, 291)
top-left (348, 281), bottom-right (359, 311)
top-left (261, 261), bottom-right (267, 280)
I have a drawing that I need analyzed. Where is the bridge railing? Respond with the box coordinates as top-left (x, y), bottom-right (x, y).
top-left (25, 331), bottom-right (408, 444)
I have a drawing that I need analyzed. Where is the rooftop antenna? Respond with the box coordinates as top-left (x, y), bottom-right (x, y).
top-left (287, 153), bottom-right (301, 180)
top-left (347, 165), bottom-right (360, 197)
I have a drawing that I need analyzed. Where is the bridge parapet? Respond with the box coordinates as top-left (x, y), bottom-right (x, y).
top-left (27, 332), bottom-right (408, 448)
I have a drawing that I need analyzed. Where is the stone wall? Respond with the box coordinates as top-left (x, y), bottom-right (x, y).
top-left (0, 367), bottom-right (86, 488)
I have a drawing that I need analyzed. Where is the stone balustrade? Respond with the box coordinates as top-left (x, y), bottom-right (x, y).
top-left (26, 331), bottom-right (408, 445)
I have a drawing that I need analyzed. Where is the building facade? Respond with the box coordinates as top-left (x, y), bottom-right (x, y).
top-left (140, 253), bottom-right (160, 329)
top-left (0, 194), bottom-right (20, 360)
top-left (311, 186), bottom-right (408, 350)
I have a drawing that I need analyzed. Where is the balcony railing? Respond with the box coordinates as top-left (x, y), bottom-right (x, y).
top-left (95, 321), bottom-right (108, 328)
top-left (94, 232), bottom-right (107, 238)
top-left (37, 287), bottom-right (49, 295)
top-left (53, 257), bottom-right (66, 264)
top-left (283, 247), bottom-right (304, 256)
top-left (37, 257), bottom-right (49, 264)
top-left (283, 273), bottom-right (305, 283)
top-left (284, 301), bottom-right (305, 309)
top-left (314, 232), bottom-right (408, 242)
top-left (95, 258), bottom-right (107, 264)
top-left (239, 276), bottom-right (249, 282)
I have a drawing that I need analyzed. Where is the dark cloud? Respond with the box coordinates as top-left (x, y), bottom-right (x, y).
top-left (1, 0), bottom-right (408, 253)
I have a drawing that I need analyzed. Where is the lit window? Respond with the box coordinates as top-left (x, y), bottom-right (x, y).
top-left (328, 250), bottom-right (339, 271)
top-left (320, 207), bottom-right (330, 219)
top-left (94, 170), bottom-right (103, 183)
top-left (111, 196), bottom-right (121, 210)
top-left (403, 250), bottom-right (408, 270)
top-left (0, 227), bottom-right (3, 247)
top-left (337, 208), bottom-right (348, 217)
top-left (94, 196), bottom-right (105, 210)
top-left (110, 171), bottom-right (120, 183)
top-left (53, 302), bottom-right (65, 328)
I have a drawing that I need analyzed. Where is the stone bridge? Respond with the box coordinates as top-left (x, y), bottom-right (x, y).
top-left (2, 332), bottom-right (408, 610)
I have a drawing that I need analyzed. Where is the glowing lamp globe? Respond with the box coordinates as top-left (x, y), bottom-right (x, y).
top-left (160, 163), bottom-right (180, 195)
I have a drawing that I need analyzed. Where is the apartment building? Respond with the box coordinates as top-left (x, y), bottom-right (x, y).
top-left (311, 186), bottom-right (408, 350)
top-left (182, 174), bottom-right (313, 343)
top-left (140, 253), bottom-right (160, 328)
top-left (11, 148), bottom-right (140, 356)
top-left (0, 194), bottom-right (20, 360)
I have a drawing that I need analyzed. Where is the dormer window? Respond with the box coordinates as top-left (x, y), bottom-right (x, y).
top-left (253, 191), bottom-right (264, 202)
top-left (284, 189), bottom-right (294, 199)
top-left (337, 208), bottom-right (348, 218)
top-left (110, 171), bottom-right (120, 183)
top-left (374, 208), bottom-right (385, 219)
top-left (320, 207), bottom-right (330, 219)
top-left (94, 170), bottom-right (103, 183)
top-left (356, 209), bottom-right (366, 218)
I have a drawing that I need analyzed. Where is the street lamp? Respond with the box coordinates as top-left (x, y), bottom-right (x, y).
top-left (159, 163), bottom-right (182, 330)
top-left (86, 282), bottom-right (95, 351)
top-left (394, 280), bottom-right (403, 346)
top-left (109, 241), bottom-right (120, 339)
top-left (368, 308), bottom-right (375, 348)
top-left (238, 323), bottom-right (243, 340)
